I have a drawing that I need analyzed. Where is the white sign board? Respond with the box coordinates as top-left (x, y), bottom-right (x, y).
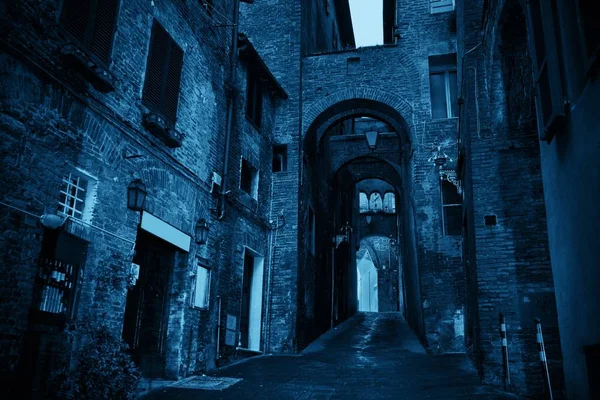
top-left (140, 212), bottom-right (191, 252)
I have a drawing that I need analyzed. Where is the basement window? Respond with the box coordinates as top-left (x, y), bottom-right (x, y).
top-left (441, 179), bottom-right (462, 236)
top-left (60, 0), bottom-right (120, 65)
top-left (142, 20), bottom-right (184, 126)
top-left (273, 145), bottom-right (287, 172)
top-left (246, 69), bottom-right (263, 129)
top-left (430, 0), bottom-right (455, 14)
top-left (429, 53), bottom-right (458, 119)
top-left (240, 158), bottom-right (259, 199)
top-left (192, 264), bottom-right (211, 310)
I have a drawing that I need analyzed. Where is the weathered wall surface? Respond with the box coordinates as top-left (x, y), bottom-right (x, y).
top-left (457, 0), bottom-right (565, 396)
top-left (0, 0), bottom-right (278, 390)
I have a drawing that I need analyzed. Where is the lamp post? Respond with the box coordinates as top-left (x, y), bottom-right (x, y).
top-left (127, 179), bottom-right (147, 212)
top-left (195, 218), bottom-right (209, 245)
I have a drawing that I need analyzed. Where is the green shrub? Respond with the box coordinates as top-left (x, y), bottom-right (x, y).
top-left (49, 325), bottom-right (141, 400)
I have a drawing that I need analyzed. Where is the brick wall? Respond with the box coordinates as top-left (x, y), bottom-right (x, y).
top-left (457, 0), bottom-right (564, 396)
top-left (0, 0), bottom-right (279, 389)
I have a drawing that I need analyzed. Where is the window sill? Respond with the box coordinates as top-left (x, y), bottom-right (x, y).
top-left (191, 306), bottom-right (209, 311)
top-left (431, 116), bottom-right (459, 122)
top-left (245, 116), bottom-right (262, 133)
top-left (142, 112), bottom-right (184, 148)
top-left (59, 43), bottom-right (115, 93)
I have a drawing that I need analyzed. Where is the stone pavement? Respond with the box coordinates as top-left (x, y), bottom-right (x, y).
top-left (142, 313), bottom-right (525, 399)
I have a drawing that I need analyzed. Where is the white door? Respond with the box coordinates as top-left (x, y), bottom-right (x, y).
top-left (248, 256), bottom-right (264, 351)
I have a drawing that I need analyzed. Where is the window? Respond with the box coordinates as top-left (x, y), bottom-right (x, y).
top-left (273, 145), bottom-right (287, 172)
top-left (369, 192), bottom-right (383, 213)
top-left (383, 192), bottom-right (396, 214)
top-left (60, 0), bottom-right (120, 65)
top-left (142, 20), bottom-right (184, 126)
top-left (308, 206), bottom-right (315, 255)
top-left (359, 192), bottom-right (369, 213)
top-left (246, 69), bottom-right (263, 129)
top-left (441, 179), bottom-right (462, 236)
top-left (430, 0), bottom-right (455, 14)
top-left (525, 0), bottom-right (565, 141)
top-left (192, 264), bottom-right (211, 309)
top-left (58, 172), bottom-right (89, 219)
top-left (33, 230), bottom-right (87, 319)
top-left (429, 54), bottom-right (458, 119)
top-left (240, 158), bottom-right (259, 199)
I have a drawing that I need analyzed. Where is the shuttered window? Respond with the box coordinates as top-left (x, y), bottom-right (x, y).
top-left (525, 0), bottom-right (565, 142)
top-left (246, 69), bottom-right (263, 129)
top-left (142, 21), bottom-right (184, 126)
top-left (61, 0), bottom-right (119, 65)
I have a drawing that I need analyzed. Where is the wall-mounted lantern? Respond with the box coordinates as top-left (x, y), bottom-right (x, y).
top-left (195, 218), bottom-right (209, 245)
top-left (334, 221), bottom-right (353, 248)
top-left (429, 146), bottom-right (450, 168)
top-left (127, 179), bottom-right (147, 212)
top-left (365, 131), bottom-right (379, 151)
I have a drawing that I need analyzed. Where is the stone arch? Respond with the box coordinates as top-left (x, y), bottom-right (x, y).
top-left (302, 88), bottom-right (415, 154)
top-left (335, 155), bottom-right (403, 189)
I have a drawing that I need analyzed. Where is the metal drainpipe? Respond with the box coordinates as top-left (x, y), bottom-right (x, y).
top-left (218, 0), bottom-right (241, 221)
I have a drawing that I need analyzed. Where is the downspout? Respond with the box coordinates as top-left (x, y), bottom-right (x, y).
top-left (218, 0), bottom-right (241, 221)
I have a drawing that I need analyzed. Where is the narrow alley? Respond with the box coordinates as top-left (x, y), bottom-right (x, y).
top-left (143, 313), bottom-right (522, 399)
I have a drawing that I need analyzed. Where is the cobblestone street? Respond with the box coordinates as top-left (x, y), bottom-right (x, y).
top-left (143, 313), bottom-right (524, 399)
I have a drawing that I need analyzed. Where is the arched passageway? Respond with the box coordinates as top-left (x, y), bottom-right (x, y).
top-left (297, 99), bottom-right (423, 350)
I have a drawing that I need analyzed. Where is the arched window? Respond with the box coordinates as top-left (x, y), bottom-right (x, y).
top-left (383, 192), bottom-right (396, 214)
top-left (359, 192), bottom-right (369, 213)
top-left (369, 192), bottom-right (383, 213)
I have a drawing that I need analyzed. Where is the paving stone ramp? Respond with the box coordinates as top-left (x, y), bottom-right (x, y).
top-left (142, 312), bottom-right (527, 399)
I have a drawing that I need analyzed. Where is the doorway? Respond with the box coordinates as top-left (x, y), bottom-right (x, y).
top-left (357, 250), bottom-right (379, 312)
top-left (122, 229), bottom-right (176, 378)
top-left (239, 250), bottom-right (264, 352)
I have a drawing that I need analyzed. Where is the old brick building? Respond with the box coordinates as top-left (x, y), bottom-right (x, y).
top-left (0, 0), bottom-right (598, 399)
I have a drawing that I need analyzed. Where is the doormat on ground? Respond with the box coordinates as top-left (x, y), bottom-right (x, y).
top-left (169, 375), bottom-right (242, 390)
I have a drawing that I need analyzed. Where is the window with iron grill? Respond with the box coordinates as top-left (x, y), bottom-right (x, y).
top-left (60, 0), bottom-right (120, 65)
top-left (58, 172), bottom-right (88, 219)
top-left (143, 20), bottom-right (184, 126)
top-left (246, 69), bottom-right (263, 129)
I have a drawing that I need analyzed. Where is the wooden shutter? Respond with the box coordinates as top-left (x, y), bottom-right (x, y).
top-left (143, 21), bottom-right (183, 125)
top-left (89, 0), bottom-right (119, 64)
top-left (163, 43), bottom-right (184, 124)
top-left (143, 22), bottom-right (170, 117)
top-left (61, 0), bottom-right (92, 45)
top-left (525, 0), bottom-right (565, 142)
